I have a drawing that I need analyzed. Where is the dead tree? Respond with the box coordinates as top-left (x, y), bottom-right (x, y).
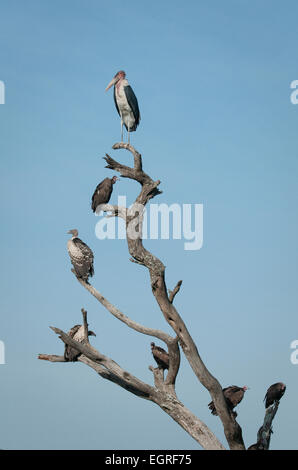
top-left (39, 143), bottom-right (284, 450)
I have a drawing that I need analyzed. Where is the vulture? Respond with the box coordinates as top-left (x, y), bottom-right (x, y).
top-left (264, 382), bottom-right (286, 408)
top-left (151, 342), bottom-right (169, 370)
top-left (208, 385), bottom-right (248, 416)
top-left (64, 324), bottom-right (96, 362)
top-left (105, 70), bottom-right (140, 143)
top-left (67, 229), bottom-right (94, 283)
top-left (91, 176), bottom-right (119, 213)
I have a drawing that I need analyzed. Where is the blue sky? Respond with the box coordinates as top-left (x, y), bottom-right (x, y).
top-left (0, 0), bottom-right (297, 449)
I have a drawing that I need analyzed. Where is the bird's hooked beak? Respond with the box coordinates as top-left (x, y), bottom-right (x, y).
top-left (89, 331), bottom-right (96, 337)
top-left (105, 77), bottom-right (117, 92)
top-left (67, 229), bottom-right (78, 237)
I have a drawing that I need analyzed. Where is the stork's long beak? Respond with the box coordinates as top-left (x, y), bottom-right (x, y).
top-left (105, 77), bottom-right (117, 92)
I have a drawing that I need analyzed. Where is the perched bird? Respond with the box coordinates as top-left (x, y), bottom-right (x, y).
top-left (64, 324), bottom-right (96, 362)
top-left (105, 70), bottom-right (140, 143)
top-left (208, 385), bottom-right (248, 416)
top-left (151, 342), bottom-right (169, 370)
top-left (67, 229), bottom-right (94, 283)
top-left (264, 382), bottom-right (286, 408)
top-left (91, 175), bottom-right (119, 213)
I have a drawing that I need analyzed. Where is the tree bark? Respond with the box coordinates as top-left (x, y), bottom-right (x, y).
top-left (39, 142), bottom-right (285, 451)
top-left (104, 143), bottom-right (245, 449)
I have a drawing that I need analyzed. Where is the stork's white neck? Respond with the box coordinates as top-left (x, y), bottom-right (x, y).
top-left (116, 78), bottom-right (128, 90)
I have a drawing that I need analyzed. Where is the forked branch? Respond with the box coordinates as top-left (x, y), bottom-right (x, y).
top-left (102, 143), bottom-right (245, 450)
top-left (168, 280), bottom-right (183, 304)
top-left (39, 310), bottom-right (223, 449)
top-left (40, 142), bottom-right (262, 450)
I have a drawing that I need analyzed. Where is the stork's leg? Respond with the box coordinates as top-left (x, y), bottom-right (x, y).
top-left (121, 118), bottom-right (123, 142)
top-left (128, 126), bottom-right (130, 145)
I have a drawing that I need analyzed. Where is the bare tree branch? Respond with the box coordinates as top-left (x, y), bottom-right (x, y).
top-left (81, 308), bottom-right (89, 343)
top-left (104, 145), bottom-right (162, 201)
top-left (49, 325), bottom-right (155, 399)
top-left (168, 280), bottom-right (183, 304)
top-left (78, 355), bottom-right (225, 449)
top-left (112, 142), bottom-right (142, 171)
top-left (40, 141), bottom-right (281, 450)
top-left (50, 326), bottom-right (103, 361)
top-left (248, 402), bottom-right (281, 450)
top-left (129, 257), bottom-right (146, 266)
top-left (165, 336), bottom-right (180, 387)
top-left (95, 203), bottom-right (127, 219)
top-left (150, 390), bottom-right (226, 450)
top-left (257, 402), bottom-right (280, 449)
top-left (149, 365), bottom-right (164, 388)
top-left (103, 143), bottom-right (245, 450)
top-left (38, 354), bottom-right (66, 362)
top-left (74, 275), bottom-right (174, 345)
top-left (40, 326), bottom-right (223, 449)
top-left (79, 356), bottom-right (152, 399)
top-left (74, 276), bottom-right (181, 387)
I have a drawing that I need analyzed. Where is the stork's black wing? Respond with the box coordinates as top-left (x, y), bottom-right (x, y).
top-left (113, 86), bottom-right (120, 117)
top-left (124, 85), bottom-right (140, 130)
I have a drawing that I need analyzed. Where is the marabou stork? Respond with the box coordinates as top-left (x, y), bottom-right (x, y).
top-left (64, 324), bottom-right (96, 362)
top-left (208, 385), bottom-right (248, 417)
top-left (105, 70), bottom-right (140, 143)
top-left (67, 229), bottom-right (94, 283)
top-left (91, 175), bottom-right (119, 213)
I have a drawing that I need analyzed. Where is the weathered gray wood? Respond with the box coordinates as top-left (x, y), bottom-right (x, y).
top-left (168, 280), bottom-right (183, 304)
top-left (248, 402), bottom-right (281, 450)
top-left (105, 143), bottom-right (245, 449)
top-left (39, 142), bottom-right (285, 451)
top-left (38, 354), bottom-right (66, 362)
